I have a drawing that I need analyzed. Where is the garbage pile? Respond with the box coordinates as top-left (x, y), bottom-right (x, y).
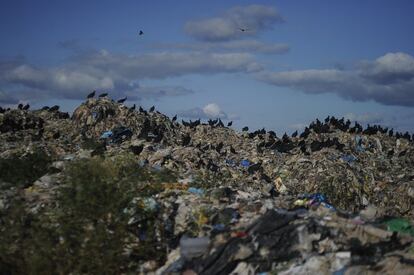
top-left (1, 97), bottom-right (414, 274)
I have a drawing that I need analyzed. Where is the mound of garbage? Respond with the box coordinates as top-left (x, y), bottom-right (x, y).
top-left (1, 97), bottom-right (414, 274)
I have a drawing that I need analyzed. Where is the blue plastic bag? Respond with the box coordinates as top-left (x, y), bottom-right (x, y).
top-left (341, 154), bottom-right (357, 163)
top-left (188, 187), bottom-right (204, 195)
top-left (240, 159), bottom-right (250, 167)
top-left (100, 130), bottom-right (113, 139)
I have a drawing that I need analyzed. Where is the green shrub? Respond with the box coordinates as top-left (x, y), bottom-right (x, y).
top-left (54, 156), bottom-right (169, 273)
top-left (0, 149), bottom-right (52, 189)
top-left (0, 199), bottom-right (58, 275)
top-left (0, 155), bottom-right (176, 274)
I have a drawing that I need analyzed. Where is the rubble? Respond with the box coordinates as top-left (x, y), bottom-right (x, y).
top-left (0, 97), bottom-right (414, 274)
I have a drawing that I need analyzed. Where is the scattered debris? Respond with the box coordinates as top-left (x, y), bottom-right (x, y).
top-left (0, 97), bottom-right (413, 273)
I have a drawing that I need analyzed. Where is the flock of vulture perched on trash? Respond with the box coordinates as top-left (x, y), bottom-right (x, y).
top-left (1, 91), bottom-right (414, 145)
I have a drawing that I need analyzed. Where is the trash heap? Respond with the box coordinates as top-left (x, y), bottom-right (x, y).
top-left (1, 97), bottom-right (414, 274)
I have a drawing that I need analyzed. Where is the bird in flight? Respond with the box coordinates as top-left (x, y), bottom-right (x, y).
top-left (139, 30), bottom-right (144, 35)
top-left (239, 28), bottom-right (249, 32)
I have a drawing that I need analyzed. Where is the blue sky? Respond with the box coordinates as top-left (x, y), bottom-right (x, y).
top-left (1, 0), bottom-right (414, 133)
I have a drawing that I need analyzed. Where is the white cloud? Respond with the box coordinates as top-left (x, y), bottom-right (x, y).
top-left (203, 103), bottom-right (222, 117)
top-left (185, 5), bottom-right (284, 42)
top-left (259, 52), bottom-right (414, 106)
top-left (179, 103), bottom-right (230, 119)
top-left (359, 52), bottom-right (414, 84)
top-left (0, 49), bottom-right (261, 104)
top-left (68, 50), bottom-right (262, 79)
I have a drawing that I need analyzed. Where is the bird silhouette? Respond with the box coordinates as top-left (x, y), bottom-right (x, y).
top-left (87, 90), bottom-right (96, 99)
top-left (242, 126), bottom-right (249, 131)
top-left (18, 103), bottom-right (23, 110)
top-left (117, 97), bottom-right (127, 103)
top-left (23, 104), bottom-right (30, 110)
top-left (182, 134), bottom-right (191, 146)
top-left (172, 115), bottom-right (177, 122)
top-left (247, 162), bottom-right (262, 174)
top-left (268, 130), bottom-right (277, 138)
top-left (49, 105), bottom-right (60, 112)
top-left (130, 145), bottom-right (144, 155)
top-left (282, 133), bottom-right (290, 143)
top-left (182, 120), bottom-right (190, 127)
top-left (99, 93), bottom-right (108, 98)
top-left (217, 119), bottom-right (224, 127)
top-left (227, 121), bottom-right (233, 127)
top-left (239, 28), bottom-right (248, 32)
top-left (139, 30), bottom-right (144, 35)
top-left (291, 130), bottom-right (298, 138)
top-left (129, 104), bottom-right (136, 111)
top-left (149, 106), bottom-right (155, 112)
top-left (210, 119), bottom-right (218, 126)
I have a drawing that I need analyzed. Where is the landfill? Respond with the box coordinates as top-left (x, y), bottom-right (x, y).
top-left (1, 97), bottom-right (414, 274)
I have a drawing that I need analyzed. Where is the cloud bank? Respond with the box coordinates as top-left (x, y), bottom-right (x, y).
top-left (0, 50), bottom-right (261, 104)
top-left (185, 5), bottom-right (283, 42)
top-left (259, 52), bottom-right (414, 106)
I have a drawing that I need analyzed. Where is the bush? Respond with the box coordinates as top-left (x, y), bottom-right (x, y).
top-left (0, 199), bottom-right (58, 274)
top-left (0, 155), bottom-right (177, 274)
top-left (0, 149), bottom-right (52, 189)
